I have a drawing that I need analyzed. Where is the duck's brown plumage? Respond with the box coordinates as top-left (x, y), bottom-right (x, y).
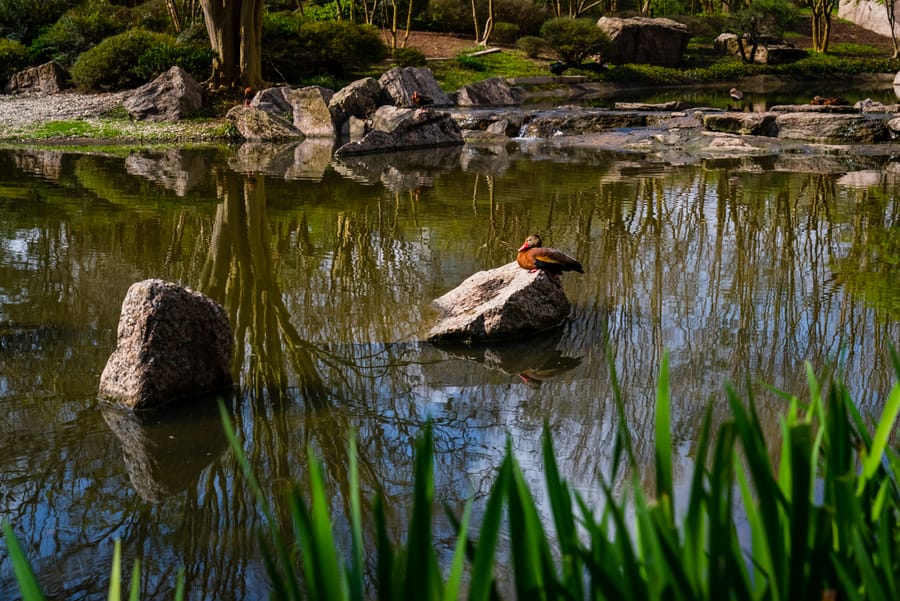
top-left (517, 234), bottom-right (583, 275)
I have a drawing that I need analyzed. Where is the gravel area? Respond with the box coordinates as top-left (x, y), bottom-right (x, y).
top-left (0, 89), bottom-right (227, 142)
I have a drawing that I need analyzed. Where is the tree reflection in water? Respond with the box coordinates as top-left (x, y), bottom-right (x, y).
top-left (0, 145), bottom-right (899, 599)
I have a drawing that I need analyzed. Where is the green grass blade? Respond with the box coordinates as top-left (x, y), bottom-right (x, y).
top-left (3, 521), bottom-right (46, 601)
top-left (173, 567), bottom-right (185, 601)
top-left (508, 449), bottom-right (553, 600)
top-left (348, 432), bottom-right (365, 601)
top-left (654, 351), bottom-right (673, 509)
top-left (108, 539), bottom-right (122, 601)
top-left (374, 490), bottom-right (395, 601)
top-left (541, 422), bottom-right (583, 600)
top-left (128, 556), bottom-right (141, 601)
top-left (403, 422), bottom-right (436, 601)
top-left (219, 399), bottom-right (302, 600)
top-left (469, 454), bottom-right (511, 601)
top-left (306, 448), bottom-right (346, 601)
top-left (862, 382), bottom-right (900, 481)
top-left (442, 501), bottom-right (472, 601)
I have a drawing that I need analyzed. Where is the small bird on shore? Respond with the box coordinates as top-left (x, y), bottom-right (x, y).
top-left (549, 61), bottom-right (569, 75)
top-left (810, 95), bottom-right (849, 106)
top-left (243, 86), bottom-right (254, 106)
top-left (729, 87), bottom-right (744, 102)
top-left (411, 90), bottom-right (433, 106)
top-left (516, 234), bottom-right (583, 283)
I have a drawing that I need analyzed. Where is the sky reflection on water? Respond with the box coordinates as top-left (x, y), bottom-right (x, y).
top-left (0, 141), bottom-right (898, 599)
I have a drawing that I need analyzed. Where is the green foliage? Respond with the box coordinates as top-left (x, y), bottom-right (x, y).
top-left (490, 21), bottom-right (519, 45)
top-left (540, 17), bottom-right (611, 67)
top-left (516, 35), bottom-right (546, 58)
top-left (135, 41), bottom-right (213, 81)
top-left (27, 1), bottom-right (132, 67)
top-left (0, 38), bottom-right (26, 84)
top-left (423, 0), bottom-right (475, 35)
top-left (429, 47), bottom-right (545, 90)
top-left (0, 0), bottom-right (81, 44)
top-left (7, 354), bottom-right (900, 599)
top-left (70, 28), bottom-right (209, 91)
top-left (455, 51), bottom-right (487, 71)
top-left (262, 15), bottom-right (387, 83)
top-left (392, 46), bottom-right (428, 67)
top-left (729, 0), bottom-right (800, 63)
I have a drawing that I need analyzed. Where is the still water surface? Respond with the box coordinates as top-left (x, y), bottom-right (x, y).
top-left (0, 140), bottom-right (898, 599)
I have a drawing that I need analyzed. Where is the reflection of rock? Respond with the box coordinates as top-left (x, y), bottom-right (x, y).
top-left (432, 329), bottom-right (582, 387)
top-left (428, 262), bottom-right (571, 341)
top-left (11, 149), bottom-right (66, 181)
top-left (331, 145), bottom-right (461, 189)
top-left (459, 144), bottom-right (511, 175)
top-left (99, 279), bottom-right (233, 411)
top-left (124, 149), bottom-right (209, 196)
top-left (228, 140), bottom-right (334, 180)
top-left (284, 138), bottom-right (336, 181)
top-left (101, 394), bottom-right (230, 502)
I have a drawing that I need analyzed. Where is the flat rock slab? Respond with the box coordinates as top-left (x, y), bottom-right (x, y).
top-left (427, 261), bottom-right (571, 342)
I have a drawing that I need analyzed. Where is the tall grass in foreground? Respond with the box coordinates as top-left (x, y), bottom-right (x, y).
top-left (4, 351), bottom-right (900, 599)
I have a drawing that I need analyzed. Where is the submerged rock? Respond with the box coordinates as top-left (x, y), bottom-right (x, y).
top-left (427, 262), bottom-right (571, 341)
top-left (99, 279), bottom-right (233, 411)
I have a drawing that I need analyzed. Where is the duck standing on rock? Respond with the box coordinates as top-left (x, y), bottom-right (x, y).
top-left (517, 234), bottom-right (583, 282)
top-left (411, 90), bottom-right (433, 106)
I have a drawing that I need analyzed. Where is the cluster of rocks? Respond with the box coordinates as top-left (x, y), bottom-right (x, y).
top-left (226, 65), bottom-right (528, 155)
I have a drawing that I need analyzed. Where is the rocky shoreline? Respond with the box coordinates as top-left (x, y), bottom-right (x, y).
top-left (3, 72), bottom-right (900, 164)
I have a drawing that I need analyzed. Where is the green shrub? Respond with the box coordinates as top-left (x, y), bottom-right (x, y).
top-left (490, 21), bottom-right (519, 45)
top-left (301, 20), bottom-right (387, 76)
top-left (135, 41), bottom-right (213, 81)
top-left (70, 28), bottom-right (178, 90)
top-left (0, 38), bottom-right (26, 84)
top-left (0, 0), bottom-right (81, 44)
top-left (423, 0), bottom-right (474, 35)
top-left (27, 2), bottom-right (131, 67)
top-left (728, 0), bottom-right (799, 63)
top-left (516, 34), bottom-right (546, 58)
top-left (263, 17), bottom-right (387, 82)
top-left (392, 46), bottom-right (428, 67)
top-left (540, 17), bottom-right (611, 67)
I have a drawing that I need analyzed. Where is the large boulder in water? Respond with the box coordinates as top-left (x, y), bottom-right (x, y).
top-left (99, 279), bottom-right (233, 411)
top-left (427, 262), bottom-right (571, 341)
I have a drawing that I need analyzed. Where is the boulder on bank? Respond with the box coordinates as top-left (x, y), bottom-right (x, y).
top-left (713, 33), bottom-right (806, 64)
top-left (285, 85), bottom-right (335, 136)
top-left (98, 279), bottom-right (233, 411)
top-left (4, 61), bottom-right (67, 95)
top-left (453, 77), bottom-right (525, 106)
top-left (329, 76), bottom-right (382, 130)
top-left (379, 66), bottom-right (451, 108)
top-left (427, 262), bottom-right (571, 341)
top-left (334, 105), bottom-right (463, 155)
top-left (596, 16), bottom-right (689, 67)
top-left (123, 66), bottom-right (202, 122)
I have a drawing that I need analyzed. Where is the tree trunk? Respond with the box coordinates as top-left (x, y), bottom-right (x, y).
top-left (200, 0), bottom-right (264, 91)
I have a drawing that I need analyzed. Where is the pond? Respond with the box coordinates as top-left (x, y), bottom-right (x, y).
top-left (0, 139), bottom-right (898, 599)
